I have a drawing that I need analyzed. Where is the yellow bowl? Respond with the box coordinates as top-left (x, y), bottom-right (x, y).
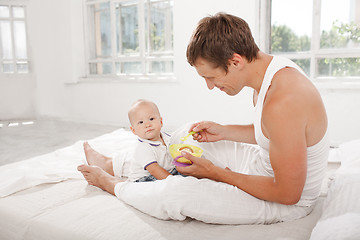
top-left (169, 144), bottom-right (203, 165)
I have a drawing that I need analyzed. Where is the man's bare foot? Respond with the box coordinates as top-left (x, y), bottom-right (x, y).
top-left (77, 165), bottom-right (124, 195)
top-left (83, 142), bottom-right (114, 176)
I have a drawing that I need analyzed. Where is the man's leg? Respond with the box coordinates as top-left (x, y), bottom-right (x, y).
top-left (113, 140), bottom-right (311, 224)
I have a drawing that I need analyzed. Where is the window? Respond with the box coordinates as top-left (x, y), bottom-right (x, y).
top-left (268, 0), bottom-right (360, 82)
top-left (85, 0), bottom-right (174, 80)
top-left (0, 4), bottom-right (29, 74)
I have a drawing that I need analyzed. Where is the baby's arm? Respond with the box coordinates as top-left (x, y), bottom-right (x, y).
top-left (145, 163), bottom-right (171, 180)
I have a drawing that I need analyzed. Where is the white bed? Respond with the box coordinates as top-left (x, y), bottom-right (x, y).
top-left (0, 128), bottom-right (359, 240)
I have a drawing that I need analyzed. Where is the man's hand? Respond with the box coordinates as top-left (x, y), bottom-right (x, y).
top-left (176, 151), bottom-right (229, 180)
top-left (189, 121), bottom-right (224, 142)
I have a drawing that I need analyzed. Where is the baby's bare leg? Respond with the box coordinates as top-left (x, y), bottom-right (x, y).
top-left (83, 142), bottom-right (114, 176)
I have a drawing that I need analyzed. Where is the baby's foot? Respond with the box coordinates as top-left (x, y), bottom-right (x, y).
top-left (83, 142), bottom-right (114, 175)
top-left (77, 165), bottom-right (122, 195)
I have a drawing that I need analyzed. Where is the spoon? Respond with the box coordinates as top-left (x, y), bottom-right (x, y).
top-left (180, 131), bottom-right (197, 141)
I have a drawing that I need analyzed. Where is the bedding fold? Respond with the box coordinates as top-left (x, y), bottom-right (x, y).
top-left (0, 128), bottom-right (137, 197)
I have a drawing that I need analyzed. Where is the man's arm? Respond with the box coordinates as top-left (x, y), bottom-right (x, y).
top-left (179, 93), bottom-right (308, 205)
top-left (221, 124), bottom-right (256, 144)
top-left (190, 121), bottom-right (257, 144)
top-left (146, 162), bottom-right (171, 180)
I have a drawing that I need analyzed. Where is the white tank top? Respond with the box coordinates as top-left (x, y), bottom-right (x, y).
top-left (253, 56), bottom-right (329, 207)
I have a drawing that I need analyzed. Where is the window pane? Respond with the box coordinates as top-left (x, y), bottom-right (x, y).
top-left (3, 62), bottom-right (14, 73)
top-left (89, 62), bottom-right (112, 74)
top-left (271, 0), bottom-right (312, 53)
top-left (98, 2), bottom-right (109, 10)
top-left (0, 21), bottom-right (13, 59)
top-left (320, 0), bottom-right (360, 49)
top-left (318, 58), bottom-right (360, 77)
top-left (116, 62), bottom-right (142, 74)
top-left (292, 59), bottom-right (310, 77)
top-left (91, 3), bottom-right (111, 58)
top-left (146, 0), bottom-right (173, 53)
top-left (116, 1), bottom-right (139, 55)
top-left (14, 21), bottom-right (27, 59)
top-left (16, 61), bottom-right (28, 73)
top-left (89, 63), bottom-right (97, 74)
top-left (87, 0), bottom-right (174, 77)
top-left (149, 61), bottom-right (173, 73)
top-left (12, 6), bottom-right (25, 18)
top-left (0, 5), bottom-right (9, 18)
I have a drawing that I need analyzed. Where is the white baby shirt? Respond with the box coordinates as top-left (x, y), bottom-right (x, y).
top-left (128, 132), bottom-right (174, 181)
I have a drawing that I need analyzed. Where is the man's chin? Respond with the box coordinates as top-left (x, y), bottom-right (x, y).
top-left (222, 89), bottom-right (236, 96)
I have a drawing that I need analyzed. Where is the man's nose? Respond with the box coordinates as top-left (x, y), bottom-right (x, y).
top-left (205, 79), bottom-right (215, 90)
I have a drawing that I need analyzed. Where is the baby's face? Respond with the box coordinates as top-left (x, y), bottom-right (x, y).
top-left (130, 103), bottom-right (163, 142)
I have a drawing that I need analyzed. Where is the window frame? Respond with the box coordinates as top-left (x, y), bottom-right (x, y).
top-left (0, 0), bottom-right (30, 75)
top-left (83, 0), bottom-right (175, 82)
top-left (261, 0), bottom-right (360, 89)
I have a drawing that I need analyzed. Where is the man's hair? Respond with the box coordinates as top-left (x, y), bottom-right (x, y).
top-left (186, 12), bottom-right (259, 72)
top-left (128, 99), bottom-right (161, 125)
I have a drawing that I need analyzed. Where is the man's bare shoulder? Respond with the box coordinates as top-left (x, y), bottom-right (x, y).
top-left (263, 67), bottom-right (327, 146)
top-left (265, 67), bottom-right (320, 107)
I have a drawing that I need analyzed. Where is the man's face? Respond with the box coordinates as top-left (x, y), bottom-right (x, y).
top-left (193, 58), bottom-right (243, 96)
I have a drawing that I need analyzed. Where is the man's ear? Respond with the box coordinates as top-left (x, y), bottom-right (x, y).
top-left (229, 53), bottom-right (245, 69)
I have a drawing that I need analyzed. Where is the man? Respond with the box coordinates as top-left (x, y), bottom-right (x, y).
top-left (177, 12), bottom-right (329, 206)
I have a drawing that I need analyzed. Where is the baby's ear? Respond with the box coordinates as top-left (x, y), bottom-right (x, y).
top-left (130, 126), bottom-right (136, 134)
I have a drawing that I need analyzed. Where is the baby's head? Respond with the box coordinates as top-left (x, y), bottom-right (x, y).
top-left (128, 99), bottom-right (163, 141)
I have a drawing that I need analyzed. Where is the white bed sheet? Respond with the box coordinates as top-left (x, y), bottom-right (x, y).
top-left (0, 128), bottom-right (331, 240)
top-left (0, 179), bottom-right (325, 240)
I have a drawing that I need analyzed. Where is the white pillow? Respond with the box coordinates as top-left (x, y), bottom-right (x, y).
top-left (310, 213), bottom-right (360, 240)
top-left (310, 139), bottom-right (360, 240)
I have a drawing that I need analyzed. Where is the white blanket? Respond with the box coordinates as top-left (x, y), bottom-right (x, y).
top-left (0, 126), bottom-right (349, 240)
top-left (1, 125), bottom-right (321, 225)
top-left (0, 129), bottom-right (136, 197)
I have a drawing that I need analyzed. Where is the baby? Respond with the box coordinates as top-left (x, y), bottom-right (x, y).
top-left (127, 99), bottom-right (182, 182)
top-left (78, 99), bottom-right (182, 183)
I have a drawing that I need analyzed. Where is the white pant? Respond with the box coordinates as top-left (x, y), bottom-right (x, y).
top-left (113, 125), bottom-right (313, 224)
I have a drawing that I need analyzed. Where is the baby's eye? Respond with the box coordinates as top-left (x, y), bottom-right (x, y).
top-left (138, 121), bottom-right (144, 125)
top-left (150, 117), bottom-right (155, 121)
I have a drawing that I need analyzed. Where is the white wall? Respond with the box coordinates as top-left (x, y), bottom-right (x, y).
top-left (0, 74), bottom-right (36, 120)
top-left (23, 0), bottom-right (360, 144)
top-left (27, 0), bottom-right (258, 130)
top-left (320, 89), bottom-right (360, 145)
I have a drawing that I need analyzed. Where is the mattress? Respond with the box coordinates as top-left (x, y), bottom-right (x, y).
top-left (0, 128), bottom-right (346, 240)
top-left (0, 179), bottom-right (325, 240)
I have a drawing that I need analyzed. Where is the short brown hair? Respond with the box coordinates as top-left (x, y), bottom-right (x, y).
top-left (186, 12), bottom-right (259, 72)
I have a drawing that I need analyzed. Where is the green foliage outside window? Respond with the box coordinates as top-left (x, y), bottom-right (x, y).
top-left (271, 21), bottom-right (360, 77)
top-left (271, 25), bottom-right (311, 52)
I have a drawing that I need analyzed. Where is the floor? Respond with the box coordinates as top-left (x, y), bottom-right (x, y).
top-left (0, 119), bottom-right (120, 166)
